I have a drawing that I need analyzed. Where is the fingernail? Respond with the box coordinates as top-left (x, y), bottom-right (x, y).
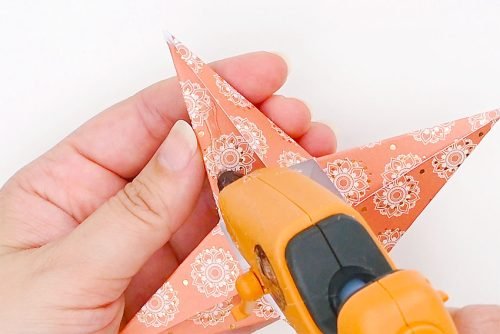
top-left (158, 120), bottom-right (198, 171)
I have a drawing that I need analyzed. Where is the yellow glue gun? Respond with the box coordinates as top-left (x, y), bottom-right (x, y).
top-left (217, 165), bottom-right (458, 334)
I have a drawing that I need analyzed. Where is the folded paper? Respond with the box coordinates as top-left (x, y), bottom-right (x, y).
top-left (121, 35), bottom-right (498, 334)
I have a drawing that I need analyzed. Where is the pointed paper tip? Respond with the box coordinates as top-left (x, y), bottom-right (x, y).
top-left (163, 30), bottom-right (175, 44)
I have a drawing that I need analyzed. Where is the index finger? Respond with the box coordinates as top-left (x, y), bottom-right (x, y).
top-left (65, 52), bottom-right (288, 179)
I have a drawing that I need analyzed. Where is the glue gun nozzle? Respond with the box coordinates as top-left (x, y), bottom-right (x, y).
top-left (217, 171), bottom-right (243, 191)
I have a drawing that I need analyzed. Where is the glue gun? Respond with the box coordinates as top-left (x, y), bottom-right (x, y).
top-left (216, 165), bottom-right (458, 334)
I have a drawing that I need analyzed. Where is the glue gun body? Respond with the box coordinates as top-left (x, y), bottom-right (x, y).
top-left (218, 167), bottom-right (457, 334)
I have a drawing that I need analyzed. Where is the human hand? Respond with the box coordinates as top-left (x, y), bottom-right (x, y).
top-left (2, 51), bottom-right (497, 334)
top-left (0, 52), bottom-right (337, 334)
top-left (450, 305), bottom-right (500, 334)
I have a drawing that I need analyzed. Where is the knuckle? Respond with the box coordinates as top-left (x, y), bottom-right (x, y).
top-left (113, 178), bottom-right (171, 229)
top-left (29, 244), bottom-right (63, 277)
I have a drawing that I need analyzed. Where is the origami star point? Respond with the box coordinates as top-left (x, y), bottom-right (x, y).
top-left (121, 36), bottom-right (498, 334)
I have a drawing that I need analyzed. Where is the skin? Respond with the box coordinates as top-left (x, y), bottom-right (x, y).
top-left (0, 52), bottom-right (497, 334)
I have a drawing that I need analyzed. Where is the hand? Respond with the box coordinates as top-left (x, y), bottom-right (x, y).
top-left (2, 53), bottom-right (497, 334)
top-left (450, 305), bottom-right (500, 333)
top-left (0, 52), bottom-right (337, 334)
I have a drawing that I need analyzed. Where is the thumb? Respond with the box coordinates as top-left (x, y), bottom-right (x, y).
top-left (55, 120), bottom-right (204, 282)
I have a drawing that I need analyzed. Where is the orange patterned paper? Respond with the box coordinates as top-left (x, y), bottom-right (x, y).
top-left (121, 35), bottom-right (499, 334)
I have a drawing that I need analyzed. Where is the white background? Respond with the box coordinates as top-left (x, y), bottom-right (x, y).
top-left (1, 1), bottom-right (499, 333)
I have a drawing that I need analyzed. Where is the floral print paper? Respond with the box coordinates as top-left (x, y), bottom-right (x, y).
top-left (121, 34), bottom-right (499, 334)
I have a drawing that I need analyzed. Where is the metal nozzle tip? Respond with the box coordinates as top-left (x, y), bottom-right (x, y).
top-left (217, 171), bottom-right (243, 191)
